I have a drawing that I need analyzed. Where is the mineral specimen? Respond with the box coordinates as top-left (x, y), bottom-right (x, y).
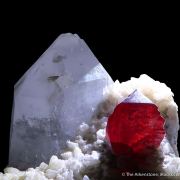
top-left (2, 31), bottom-right (179, 179)
top-left (9, 33), bottom-right (113, 169)
top-left (1, 74), bottom-right (179, 179)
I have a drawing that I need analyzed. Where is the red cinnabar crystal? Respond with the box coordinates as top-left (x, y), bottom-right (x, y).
top-left (106, 90), bottom-right (165, 156)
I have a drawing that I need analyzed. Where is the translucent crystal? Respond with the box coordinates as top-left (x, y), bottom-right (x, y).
top-left (106, 90), bottom-right (165, 156)
top-left (9, 33), bottom-right (113, 169)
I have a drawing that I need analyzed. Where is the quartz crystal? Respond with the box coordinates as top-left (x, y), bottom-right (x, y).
top-left (106, 90), bottom-right (165, 156)
top-left (9, 33), bottom-right (113, 169)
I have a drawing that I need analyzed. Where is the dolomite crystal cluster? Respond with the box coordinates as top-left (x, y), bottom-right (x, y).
top-left (1, 34), bottom-right (179, 179)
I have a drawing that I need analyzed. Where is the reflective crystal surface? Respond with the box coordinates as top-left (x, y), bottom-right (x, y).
top-left (9, 33), bottom-right (113, 169)
top-left (106, 90), bottom-right (165, 156)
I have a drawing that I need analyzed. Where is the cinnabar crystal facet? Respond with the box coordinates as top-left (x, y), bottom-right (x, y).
top-left (106, 99), bottom-right (165, 156)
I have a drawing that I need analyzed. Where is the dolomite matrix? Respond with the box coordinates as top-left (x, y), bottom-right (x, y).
top-left (9, 33), bottom-right (113, 169)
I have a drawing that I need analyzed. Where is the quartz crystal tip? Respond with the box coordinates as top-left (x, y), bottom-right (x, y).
top-left (9, 33), bottom-right (113, 169)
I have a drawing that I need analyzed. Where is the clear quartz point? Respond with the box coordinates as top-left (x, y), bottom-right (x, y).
top-left (9, 33), bottom-right (113, 169)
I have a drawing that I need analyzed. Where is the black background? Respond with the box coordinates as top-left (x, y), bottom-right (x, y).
top-left (0, 12), bottom-right (179, 171)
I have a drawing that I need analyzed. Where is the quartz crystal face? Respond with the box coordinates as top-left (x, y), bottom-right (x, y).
top-left (106, 90), bottom-right (165, 156)
top-left (9, 33), bottom-right (113, 169)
